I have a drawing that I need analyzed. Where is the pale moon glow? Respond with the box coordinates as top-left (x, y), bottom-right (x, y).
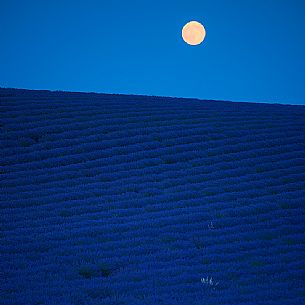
top-left (182, 21), bottom-right (206, 46)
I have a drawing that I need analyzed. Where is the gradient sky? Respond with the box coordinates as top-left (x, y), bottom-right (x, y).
top-left (1, 0), bottom-right (305, 105)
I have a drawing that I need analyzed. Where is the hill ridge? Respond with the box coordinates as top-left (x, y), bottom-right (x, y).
top-left (1, 88), bottom-right (305, 305)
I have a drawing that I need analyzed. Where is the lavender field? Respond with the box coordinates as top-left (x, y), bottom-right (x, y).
top-left (1, 88), bottom-right (305, 305)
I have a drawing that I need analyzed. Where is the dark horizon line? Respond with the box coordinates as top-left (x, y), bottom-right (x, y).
top-left (1, 86), bottom-right (304, 108)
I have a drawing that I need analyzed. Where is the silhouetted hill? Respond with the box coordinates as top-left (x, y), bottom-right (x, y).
top-left (1, 88), bottom-right (305, 305)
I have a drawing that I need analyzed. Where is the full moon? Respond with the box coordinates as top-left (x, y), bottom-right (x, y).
top-left (182, 21), bottom-right (206, 46)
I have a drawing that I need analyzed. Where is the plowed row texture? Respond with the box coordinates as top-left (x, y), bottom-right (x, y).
top-left (1, 88), bottom-right (305, 305)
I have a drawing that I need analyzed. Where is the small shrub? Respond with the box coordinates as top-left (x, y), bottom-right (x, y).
top-left (207, 150), bottom-right (217, 157)
top-left (193, 238), bottom-right (204, 249)
top-left (100, 176), bottom-right (111, 182)
top-left (160, 235), bottom-right (176, 243)
top-left (262, 233), bottom-right (275, 240)
top-left (163, 158), bottom-right (176, 164)
top-left (20, 138), bottom-right (35, 147)
top-left (100, 265), bottom-right (111, 277)
top-left (279, 202), bottom-right (291, 209)
top-left (78, 265), bottom-right (96, 279)
top-left (154, 136), bottom-right (162, 142)
top-left (270, 189), bottom-right (279, 195)
top-left (29, 134), bottom-right (40, 143)
top-left (250, 260), bottom-right (265, 267)
top-left (203, 189), bottom-right (217, 196)
top-left (285, 238), bottom-right (296, 245)
top-left (202, 258), bottom-right (210, 265)
top-left (282, 177), bottom-right (294, 184)
top-left (255, 167), bottom-right (265, 173)
top-left (227, 273), bottom-right (240, 280)
top-left (59, 209), bottom-right (73, 217)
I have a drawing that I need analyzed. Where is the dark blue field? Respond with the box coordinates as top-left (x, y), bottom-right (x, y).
top-left (1, 88), bottom-right (305, 305)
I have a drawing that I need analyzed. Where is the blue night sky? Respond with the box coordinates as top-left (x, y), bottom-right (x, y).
top-left (1, 0), bottom-right (305, 105)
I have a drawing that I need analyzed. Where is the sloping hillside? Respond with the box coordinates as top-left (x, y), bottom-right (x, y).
top-left (1, 88), bottom-right (305, 305)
